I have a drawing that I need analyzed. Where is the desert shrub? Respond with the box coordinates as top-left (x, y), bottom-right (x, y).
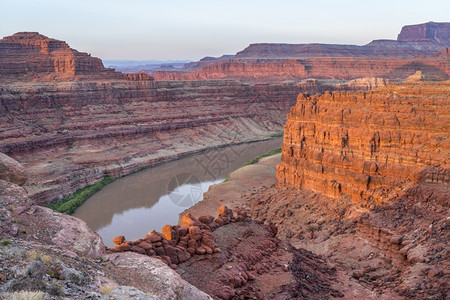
top-left (100, 285), bottom-right (117, 295)
top-left (3, 291), bottom-right (45, 300)
top-left (27, 250), bottom-right (40, 261)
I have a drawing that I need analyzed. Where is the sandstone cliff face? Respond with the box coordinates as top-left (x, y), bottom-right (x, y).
top-left (0, 32), bottom-right (119, 81)
top-left (276, 81), bottom-right (449, 203)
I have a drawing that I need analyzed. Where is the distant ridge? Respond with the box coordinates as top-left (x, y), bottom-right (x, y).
top-left (230, 22), bottom-right (450, 60)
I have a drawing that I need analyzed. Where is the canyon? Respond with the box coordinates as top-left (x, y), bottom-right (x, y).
top-left (0, 21), bottom-right (449, 299)
top-left (0, 32), bottom-right (337, 205)
top-left (0, 77), bottom-right (305, 204)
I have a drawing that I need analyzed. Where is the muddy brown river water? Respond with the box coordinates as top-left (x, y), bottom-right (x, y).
top-left (74, 138), bottom-right (282, 247)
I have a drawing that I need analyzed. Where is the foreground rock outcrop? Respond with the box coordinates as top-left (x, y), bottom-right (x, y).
top-left (107, 208), bottom-right (236, 266)
top-left (277, 80), bottom-right (449, 204)
top-left (107, 205), bottom-right (342, 299)
top-left (0, 152), bottom-right (27, 185)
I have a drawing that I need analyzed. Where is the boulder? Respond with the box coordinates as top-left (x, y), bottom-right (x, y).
top-left (0, 153), bottom-right (27, 185)
top-left (113, 235), bottom-right (126, 246)
top-left (104, 253), bottom-right (212, 299)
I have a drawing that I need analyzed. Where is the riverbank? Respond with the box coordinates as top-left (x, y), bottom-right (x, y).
top-left (48, 134), bottom-right (282, 215)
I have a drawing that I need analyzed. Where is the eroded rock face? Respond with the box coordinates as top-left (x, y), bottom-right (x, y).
top-left (276, 80), bottom-right (450, 203)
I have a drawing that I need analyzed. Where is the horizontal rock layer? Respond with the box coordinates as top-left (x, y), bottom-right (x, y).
top-left (153, 54), bottom-right (449, 82)
top-left (0, 79), bottom-right (333, 204)
top-left (276, 81), bottom-right (450, 203)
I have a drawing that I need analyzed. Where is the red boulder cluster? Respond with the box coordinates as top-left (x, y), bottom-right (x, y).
top-left (108, 206), bottom-right (247, 267)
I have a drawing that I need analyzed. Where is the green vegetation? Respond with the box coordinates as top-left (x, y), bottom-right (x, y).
top-left (223, 148), bottom-right (282, 182)
top-left (48, 175), bottom-right (115, 215)
top-left (269, 131), bottom-right (284, 138)
top-left (240, 148), bottom-right (282, 168)
top-left (2, 238), bottom-right (10, 246)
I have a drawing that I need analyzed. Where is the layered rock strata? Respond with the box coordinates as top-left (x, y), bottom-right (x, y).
top-left (276, 80), bottom-right (450, 203)
top-left (153, 54), bottom-right (449, 82)
top-left (397, 21), bottom-right (450, 44)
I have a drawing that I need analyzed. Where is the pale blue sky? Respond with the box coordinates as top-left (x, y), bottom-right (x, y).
top-left (1, 0), bottom-right (448, 60)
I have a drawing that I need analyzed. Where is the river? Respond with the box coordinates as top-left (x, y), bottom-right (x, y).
top-left (74, 137), bottom-right (282, 247)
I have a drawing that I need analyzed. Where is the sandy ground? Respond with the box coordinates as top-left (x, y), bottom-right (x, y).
top-left (183, 153), bottom-right (281, 219)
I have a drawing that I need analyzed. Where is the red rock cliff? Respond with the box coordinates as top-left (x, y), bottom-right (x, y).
top-left (0, 32), bottom-right (119, 81)
top-left (276, 80), bottom-right (449, 203)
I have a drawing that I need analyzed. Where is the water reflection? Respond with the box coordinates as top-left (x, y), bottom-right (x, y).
top-left (74, 138), bottom-right (282, 247)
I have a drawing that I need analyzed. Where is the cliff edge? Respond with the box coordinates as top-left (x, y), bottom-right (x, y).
top-left (276, 80), bottom-right (449, 203)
